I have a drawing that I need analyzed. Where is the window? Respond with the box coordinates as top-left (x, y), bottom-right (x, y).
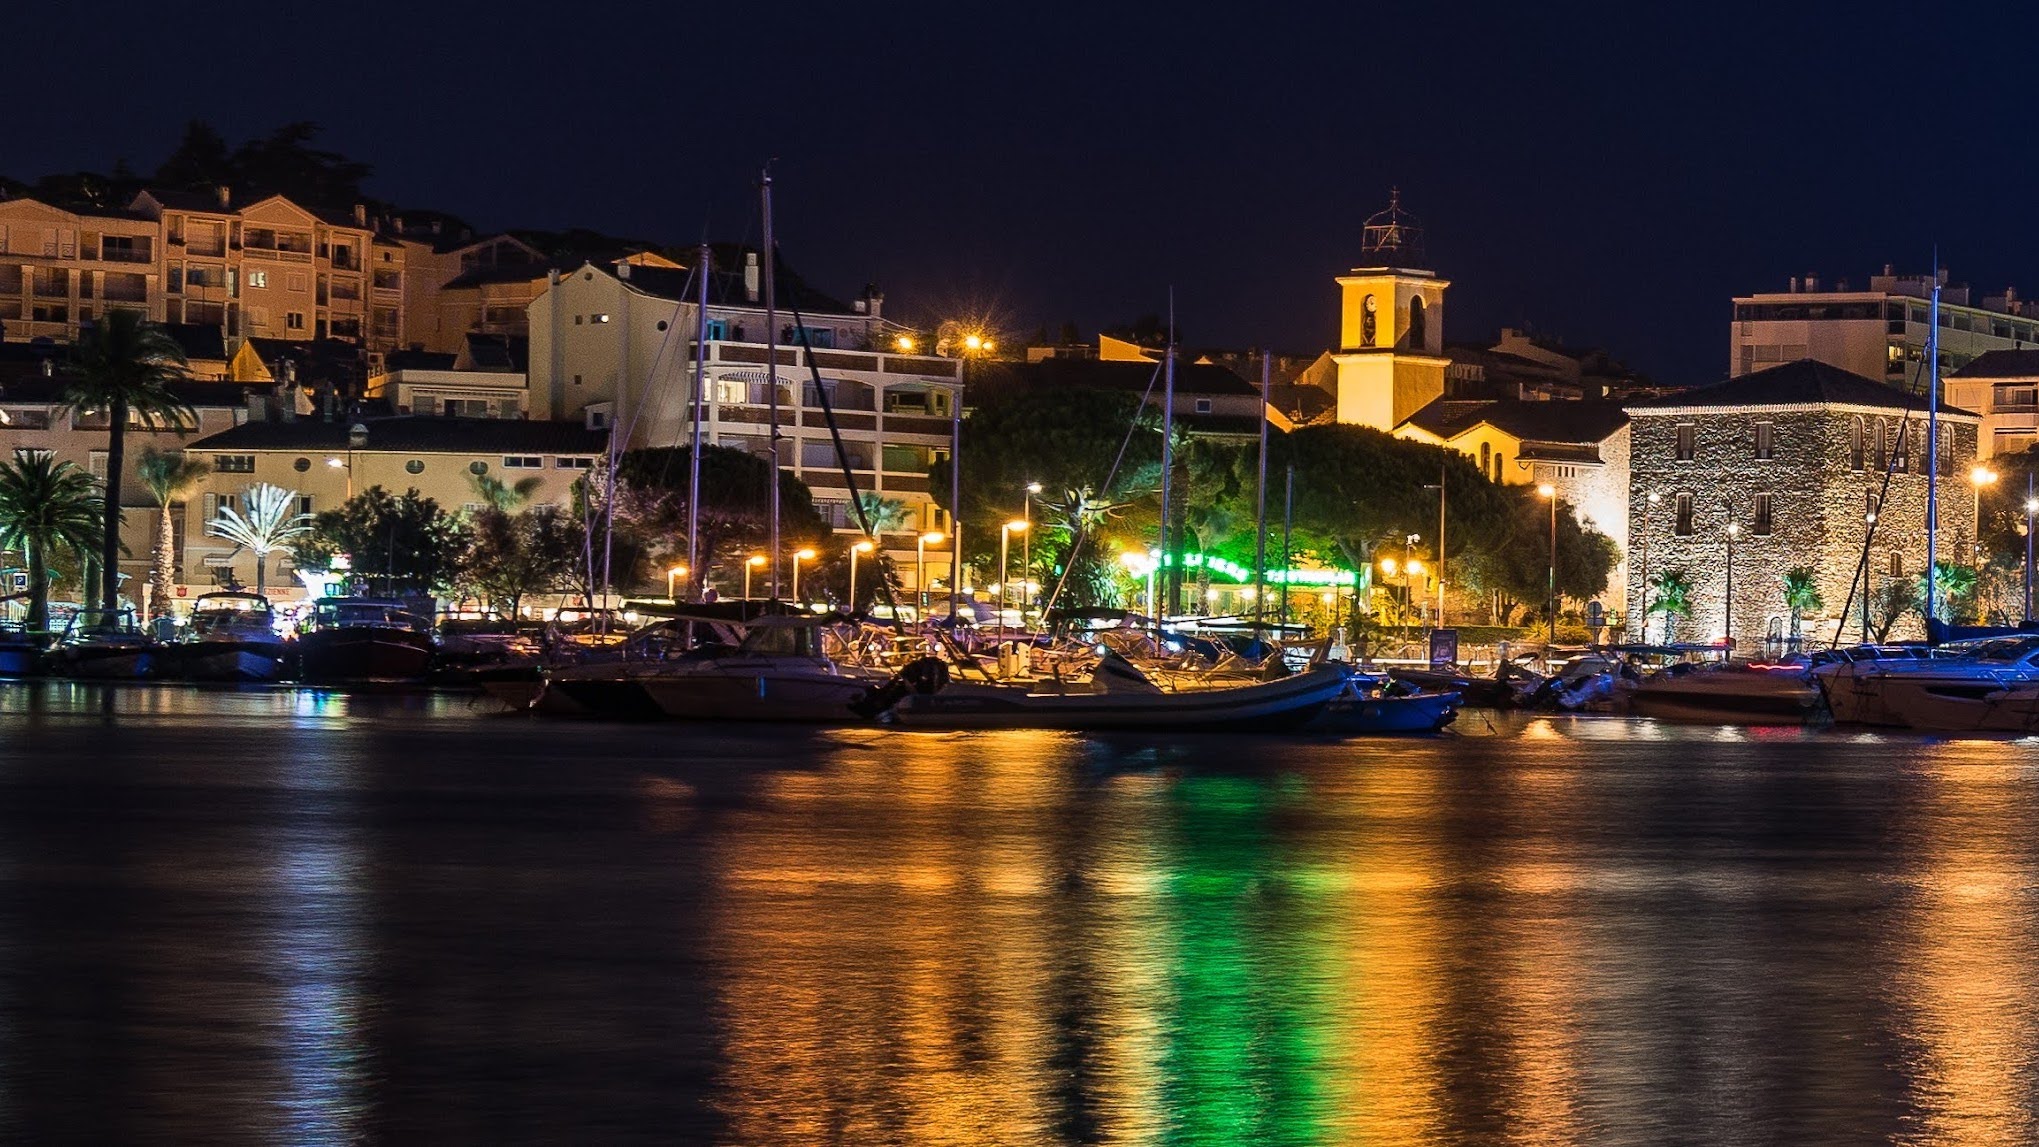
top-left (296, 495), bottom-right (314, 517)
top-left (469, 461), bottom-right (489, 475)
top-left (1890, 550), bottom-right (1905, 577)
top-left (1753, 421), bottom-right (1774, 460)
top-left (1194, 398), bottom-right (1214, 414)
top-left (714, 378), bottom-right (747, 405)
top-left (1940, 425), bottom-right (1954, 476)
top-left (405, 459), bottom-right (424, 474)
top-left (503, 456), bottom-right (543, 469)
top-left (1872, 421), bottom-right (1887, 471)
top-left (1753, 492), bottom-right (1773, 535)
top-left (556, 456), bottom-right (593, 469)
top-left (574, 315), bottom-right (583, 325)
top-left (249, 270), bottom-right (268, 289)
top-left (1674, 492), bottom-right (1694, 536)
top-left (285, 312), bottom-right (305, 331)
top-left (1849, 416), bottom-right (1864, 471)
top-left (1675, 423), bottom-right (1696, 462)
top-left (704, 319), bottom-right (730, 341)
top-left (1866, 492), bottom-right (1880, 523)
top-left (293, 457), bottom-right (311, 473)
top-left (1892, 421), bottom-right (1910, 473)
top-left (1480, 442), bottom-right (1491, 471)
top-left (590, 313), bottom-right (610, 324)
top-left (214, 454), bottom-right (255, 474)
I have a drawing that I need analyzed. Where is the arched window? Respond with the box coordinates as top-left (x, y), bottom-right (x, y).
top-left (1872, 420), bottom-right (1888, 471)
top-left (1849, 416), bottom-right (1864, 471)
top-left (1480, 442), bottom-right (1491, 472)
top-left (1407, 296), bottom-right (1427, 350)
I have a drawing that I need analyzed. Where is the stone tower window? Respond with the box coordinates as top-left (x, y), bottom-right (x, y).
top-left (1849, 417), bottom-right (1865, 472)
top-left (1753, 492), bottom-right (1773, 535)
top-left (1872, 421), bottom-right (1888, 472)
top-left (1753, 422), bottom-right (1774, 460)
top-left (1675, 424), bottom-right (1696, 462)
top-left (1407, 296), bottom-right (1427, 350)
top-left (1480, 442), bottom-right (1491, 471)
top-left (1674, 492), bottom-right (1694, 536)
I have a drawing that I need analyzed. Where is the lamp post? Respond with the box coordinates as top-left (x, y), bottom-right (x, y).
top-left (1724, 520), bottom-right (1740, 654)
top-left (1023, 481), bottom-right (1041, 618)
top-left (2026, 478), bottom-right (2036, 624)
top-left (666, 564), bottom-right (688, 602)
top-left (1972, 464), bottom-right (1999, 562)
top-left (326, 456), bottom-right (352, 500)
top-left (743, 554), bottom-right (765, 600)
top-left (791, 547), bottom-right (817, 603)
top-left (1537, 484), bottom-right (1558, 644)
top-left (849, 539), bottom-right (874, 611)
top-left (999, 519), bottom-right (1028, 635)
top-left (1421, 464), bottom-right (1446, 627)
top-left (1637, 490), bottom-right (1660, 640)
top-left (916, 530), bottom-right (945, 616)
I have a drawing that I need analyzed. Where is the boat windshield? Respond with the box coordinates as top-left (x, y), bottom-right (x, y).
top-left (317, 603), bottom-right (420, 629)
top-left (737, 621), bottom-right (821, 658)
top-left (1965, 637), bottom-right (2039, 663)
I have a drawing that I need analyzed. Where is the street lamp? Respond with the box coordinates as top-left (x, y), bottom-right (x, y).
top-left (666, 564), bottom-right (688, 602)
top-left (2025, 484), bottom-right (2037, 624)
top-left (791, 547), bottom-right (817, 603)
top-left (1537, 484), bottom-right (1558, 644)
top-left (1638, 491), bottom-right (1660, 640)
top-left (849, 539), bottom-right (874, 611)
top-left (1023, 481), bottom-right (1042, 616)
top-left (1972, 465), bottom-right (1999, 560)
top-left (999, 519), bottom-right (1028, 634)
top-left (325, 456), bottom-right (352, 500)
top-left (894, 335), bottom-right (916, 353)
top-left (743, 554), bottom-right (766, 600)
top-left (916, 530), bottom-right (945, 615)
top-left (1724, 519), bottom-right (1741, 654)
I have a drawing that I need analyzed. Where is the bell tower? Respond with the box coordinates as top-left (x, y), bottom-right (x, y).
top-left (1331, 190), bottom-right (1451, 430)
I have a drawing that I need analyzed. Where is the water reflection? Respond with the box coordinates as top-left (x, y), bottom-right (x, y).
top-left (0, 690), bottom-right (2038, 1142)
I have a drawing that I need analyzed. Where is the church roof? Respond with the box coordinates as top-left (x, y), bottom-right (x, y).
top-left (1402, 398), bottom-right (1628, 444)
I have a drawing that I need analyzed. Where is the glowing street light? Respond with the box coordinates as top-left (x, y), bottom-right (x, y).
top-left (666, 563), bottom-right (689, 601)
top-left (325, 456), bottom-right (352, 499)
top-left (1724, 519), bottom-right (1741, 652)
top-left (1538, 484), bottom-right (1558, 644)
top-left (1973, 464), bottom-right (2000, 559)
top-left (849, 539), bottom-right (875, 610)
top-left (916, 530), bottom-right (945, 614)
top-left (743, 554), bottom-right (766, 600)
top-left (999, 519), bottom-right (1029, 633)
top-left (894, 335), bottom-right (916, 353)
top-left (791, 547), bottom-right (817, 603)
top-left (1023, 481), bottom-right (1042, 611)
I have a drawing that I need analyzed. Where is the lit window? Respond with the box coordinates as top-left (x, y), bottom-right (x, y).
top-left (1675, 424), bottom-right (1696, 462)
top-left (248, 270), bottom-right (268, 289)
top-left (1674, 492), bottom-right (1693, 536)
top-left (591, 313), bottom-right (610, 324)
top-left (214, 454), bottom-right (255, 474)
top-left (1753, 492), bottom-right (1773, 535)
top-left (1753, 421), bottom-right (1773, 460)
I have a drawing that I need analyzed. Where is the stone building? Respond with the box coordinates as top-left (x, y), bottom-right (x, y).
top-left (1626, 360), bottom-right (1979, 650)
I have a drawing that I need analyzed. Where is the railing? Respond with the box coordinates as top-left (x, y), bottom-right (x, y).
top-left (98, 247), bottom-right (153, 265)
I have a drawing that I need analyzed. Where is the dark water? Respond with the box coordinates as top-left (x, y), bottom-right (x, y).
top-left (0, 687), bottom-right (2035, 1145)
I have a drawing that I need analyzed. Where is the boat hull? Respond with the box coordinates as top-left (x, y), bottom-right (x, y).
top-left (1628, 672), bottom-right (1819, 725)
top-left (635, 667), bottom-right (879, 723)
top-left (297, 628), bottom-right (434, 683)
top-left (52, 648), bottom-right (155, 680)
top-left (1309, 691), bottom-right (1461, 734)
top-left (0, 644), bottom-right (41, 677)
top-left (177, 641), bottom-right (288, 683)
top-left (886, 666), bottom-right (1349, 731)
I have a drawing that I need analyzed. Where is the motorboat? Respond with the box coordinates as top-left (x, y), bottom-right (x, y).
top-left (295, 597), bottom-right (436, 683)
top-left (0, 600), bottom-right (44, 676)
top-left (172, 592), bottom-right (287, 682)
top-left (1309, 674), bottom-right (1460, 734)
top-left (1880, 681), bottom-right (2039, 735)
top-left (878, 650), bottom-right (1351, 731)
top-left (48, 608), bottom-right (156, 679)
top-left (1812, 637), bottom-right (2039, 728)
top-left (1627, 660), bottom-right (1820, 725)
top-left (628, 615), bottom-right (888, 722)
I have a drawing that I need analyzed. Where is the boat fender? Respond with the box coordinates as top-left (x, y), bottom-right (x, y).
top-left (900, 656), bottom-right (951, 695)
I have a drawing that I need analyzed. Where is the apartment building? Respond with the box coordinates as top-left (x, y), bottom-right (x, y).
top-left (397, 229), bottom-right (545, 354)
top-left (1729, 268), bottom-right (2039, 385)
top-left (0, 197), bottom-right (165, 341)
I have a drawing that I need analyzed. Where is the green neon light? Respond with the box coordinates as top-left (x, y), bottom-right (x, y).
top-left (1144, 552), bottom-right (1358, 586)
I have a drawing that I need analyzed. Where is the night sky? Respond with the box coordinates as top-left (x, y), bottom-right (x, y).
top-left (6, 2), bottom-right (2029, 384)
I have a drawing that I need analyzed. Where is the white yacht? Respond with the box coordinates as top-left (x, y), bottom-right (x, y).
top-left (1813, 637), bottom-right (2039, 727)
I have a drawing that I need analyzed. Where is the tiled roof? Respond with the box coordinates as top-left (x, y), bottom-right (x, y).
top-left (1402, 397), bottom-right (1628, 444)
top-left (1951, 349), bottom-right (2039, 380)
top-left (188, 415), bottom-right (608, 455)
top-left (1628, 359), bottom-right (1976, 415)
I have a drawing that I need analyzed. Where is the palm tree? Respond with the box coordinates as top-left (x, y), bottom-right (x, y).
top-left (1781, 567), bottom-right (1823, 650)
top-left (206, 483), bottom-right (312, 596)
top-left (468, 471), bottom-right (544, 514)
top-left (1646, 568), bottom-right (1694, 643)
top-left (0, 453), bottom-right (105, 633)
top-left (854, 493), bottom-right (913, 535)
top-left (135, 447), bottom-right (211, 618)
top-left (60, 308), bottom-right (195, 610)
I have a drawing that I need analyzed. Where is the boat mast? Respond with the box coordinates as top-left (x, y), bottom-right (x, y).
top-left (1926, 252), bottom-right (1940, 636)
top-left (1254, 351), bottom-right (1270, 632)
top-left (687, 240), bottom-right (710, 599)
top-left (761, 168), bottom-right (782, 600)
top-left (1158, 294), bottom-right (1176, 624)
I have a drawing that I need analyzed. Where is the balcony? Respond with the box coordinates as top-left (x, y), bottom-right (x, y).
top-left (99, 245), bottom-right (153, 265)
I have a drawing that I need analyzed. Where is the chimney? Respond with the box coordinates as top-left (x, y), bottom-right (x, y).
top-left (1805, 273), bottom-right (1819, 292)
top-left (353, 203), bottom-right (367, 227)
top-left (617, 262), bottom-right (631, 280)
top-left (1884, 263), bottom-right (1895, 276)
top-left (392, 216), bottom-right (405, 234)
top-left (863, 285), bottom-right (883, 319)
top-left (214, 185), bottom-right (231, 209)
top-left (744, 253), bottom-right (760, 302)
top-left (1789, 277), bottom-right (1800, 293)
top-left (348, 422), bottom-right (369, 449)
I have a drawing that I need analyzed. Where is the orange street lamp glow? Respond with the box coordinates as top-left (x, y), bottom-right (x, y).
top-left (743, 554), bottom-right (767, 599)
top-left (666, 564), bottom-right (689, 600)
top-left (849, 539), bottom-right (875, 607)
top-left (791, 548), bottom-right (818, 603)
top-left (895, 335), bottom-right (916, 353)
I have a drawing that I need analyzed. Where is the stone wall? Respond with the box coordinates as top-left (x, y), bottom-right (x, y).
top-left (1628, 405), bottom-right (1978, 648)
